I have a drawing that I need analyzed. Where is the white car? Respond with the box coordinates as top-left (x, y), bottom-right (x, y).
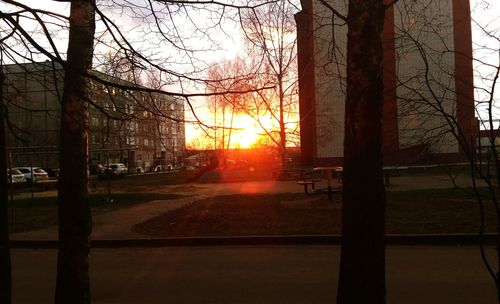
top-left (108, 163), bottom-right (128, 176)
top-left (14, 167), bottom-right (49, 183)
top-left (7, 168), bottom-right (26, 184)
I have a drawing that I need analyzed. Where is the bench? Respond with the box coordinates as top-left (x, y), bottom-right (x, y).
top-left (277, 169), bottom-right (305, 180)
top-left (313, 166), bottom-right (407, 186)
top-left (297, 178), bottom-right (321, 194)
top-left (383, 166), bottom-right (408, 186)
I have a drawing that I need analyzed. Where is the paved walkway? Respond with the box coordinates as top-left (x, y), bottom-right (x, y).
top-left (10, 174), bottom-right (480, 241)
top-left (11, 245), bottom-right (497, 303)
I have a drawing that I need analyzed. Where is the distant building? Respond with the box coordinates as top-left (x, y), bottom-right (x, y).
top-left (295, 0), bottom-right (475, 166)
top-left (2, 62), bottom-right (185, 171)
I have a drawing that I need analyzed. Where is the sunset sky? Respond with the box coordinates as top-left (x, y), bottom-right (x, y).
top-left (3, 0), bottom-right (499, 148)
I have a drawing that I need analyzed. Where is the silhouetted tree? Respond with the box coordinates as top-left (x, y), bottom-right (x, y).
top-left (336, 0), bottom-right (387, 303)
top-left (0, 50), bottom-right (12, 304)
top-left (241, 0), bottom-right (299, 161)
top-left (392, 0), bottom-right (499, 300)
top-left (206, 60), bottom-right (243, 151)
top-left (55, 1), bottom-right (96, 303)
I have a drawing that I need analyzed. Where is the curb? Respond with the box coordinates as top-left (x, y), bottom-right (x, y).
top-left (10, 234), bottom-right (499, 248)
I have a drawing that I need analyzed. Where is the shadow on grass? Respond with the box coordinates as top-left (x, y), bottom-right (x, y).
top-left (133, 188), bottom-right (497, 237)
top-left (133, 193), bottom-right (341, 237)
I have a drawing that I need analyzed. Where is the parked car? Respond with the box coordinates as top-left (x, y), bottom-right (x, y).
top-left (14, 167), bottom-right (49, 183)
top-left (136, 167), bottom-right (145, 174)
top-left (108, 163), bottom-right (128, 176)
top-left (151, 165), bottom-right (174, 172)
top-left (153, 165), bottom-right (173, 172)
top-left (7, 168), bottom-right (26, 184)
top-left (43, 168), bottom-right (60, 178)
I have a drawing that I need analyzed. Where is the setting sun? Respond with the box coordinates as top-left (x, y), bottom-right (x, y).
top-left (230, 116), bottom-right (261, 148)
top-left (186, 107), bottom-right (284, 150)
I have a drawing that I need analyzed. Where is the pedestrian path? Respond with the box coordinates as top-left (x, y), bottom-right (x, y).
top-left (11, 245), bottom-right (497, 303)
top-left (10, 175), bottom-right (480, 241)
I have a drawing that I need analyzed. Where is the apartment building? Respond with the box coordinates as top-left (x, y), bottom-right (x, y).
top-left (295, 0), bottom-right (475, 166)
top-left (2, 61), bottom-right (185, 171)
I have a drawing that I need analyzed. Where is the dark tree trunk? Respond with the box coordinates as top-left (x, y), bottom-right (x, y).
top-left (55, 1), bottom-right (95, 303)
top-left (337, 1), bottom-right (386, 303)
top-left (0, 61), bottom-right (12, 304)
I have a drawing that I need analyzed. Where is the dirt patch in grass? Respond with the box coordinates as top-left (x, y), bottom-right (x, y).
top-left (133, 189), bottom-right (497, 237)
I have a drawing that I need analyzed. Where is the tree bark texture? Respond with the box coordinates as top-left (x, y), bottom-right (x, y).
top-left (0, 62), bottom-right (12, 304)
top-left (55, 1), bottom-right (95, 303)
top-left (337, 1), bottom-right (386, 303)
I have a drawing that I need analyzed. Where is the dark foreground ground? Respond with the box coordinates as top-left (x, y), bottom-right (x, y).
top-left (12, 245), bottom-right (497, 304)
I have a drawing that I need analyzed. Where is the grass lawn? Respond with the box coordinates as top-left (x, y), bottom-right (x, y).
top-left (132, 188), bottom-right (497, 237)
top-left (9, 192), bottom-right (186, 233)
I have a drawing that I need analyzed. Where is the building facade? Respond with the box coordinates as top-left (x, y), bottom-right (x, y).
top-left (295, 0), bottom-right (475, 166)
top-left (3, 62), bottom-right (185, 171)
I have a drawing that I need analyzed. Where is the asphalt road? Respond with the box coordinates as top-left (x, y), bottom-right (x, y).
top-left (11, 245), bottom-right (497, 303)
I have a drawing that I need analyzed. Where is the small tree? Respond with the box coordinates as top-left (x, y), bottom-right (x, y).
top-left (206, 59), bottom-right (245, 152)
top-left (240, 0), bottom-right (299, 162)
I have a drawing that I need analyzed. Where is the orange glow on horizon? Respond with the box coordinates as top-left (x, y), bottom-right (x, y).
top-left (187, 112), bottom-right (279, 150)
top-left (229, 115), bottom-right (263, 149)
